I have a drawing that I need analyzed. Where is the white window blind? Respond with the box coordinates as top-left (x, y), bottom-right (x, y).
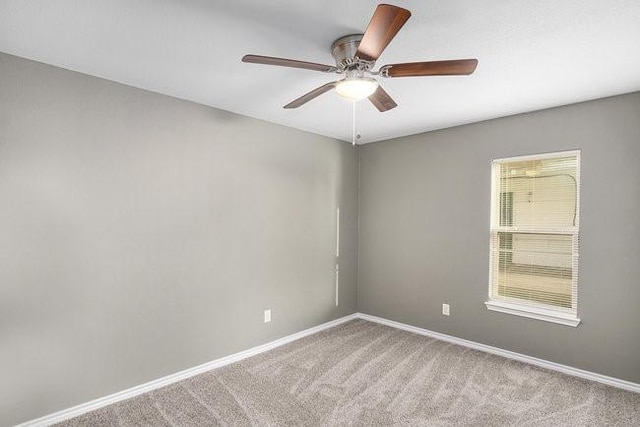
top-left (487, 151), bottom-right (580, 325)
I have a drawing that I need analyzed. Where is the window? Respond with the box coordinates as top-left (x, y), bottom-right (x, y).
top-left (486, 151), bottom-right (580, 326)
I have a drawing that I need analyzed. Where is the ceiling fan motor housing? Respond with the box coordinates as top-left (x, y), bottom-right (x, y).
top-left (331, 34), bottom-right (375, 73)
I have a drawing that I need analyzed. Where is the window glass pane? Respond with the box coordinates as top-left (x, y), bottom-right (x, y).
top-left (496, 232), bottom-right (573, 308)
top-left (499, 156), bottom-right (577, 229)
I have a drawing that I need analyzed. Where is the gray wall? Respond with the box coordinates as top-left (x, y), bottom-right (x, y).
top-left (358, 92), bottom-right (640, 384)
top-left (0, 53), bottom-right (358, 426)
top-left (3, 49), bottom-right (640, 425)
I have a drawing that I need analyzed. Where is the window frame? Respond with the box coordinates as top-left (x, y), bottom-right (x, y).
top-left (485, 150), bottom-right (581, 327)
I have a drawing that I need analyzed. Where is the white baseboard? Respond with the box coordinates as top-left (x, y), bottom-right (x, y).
top-left (357, 312), bottom-right (640, 394)
top-left (18, 311), bottom-right (639, 426)
top-left (18, 313), bottom-right (359, 427)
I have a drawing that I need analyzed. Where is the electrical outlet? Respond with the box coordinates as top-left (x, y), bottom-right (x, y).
top-left (442, 303), bottom-right (450, 316)
top-left (264, 309), bottom-right (271, 323)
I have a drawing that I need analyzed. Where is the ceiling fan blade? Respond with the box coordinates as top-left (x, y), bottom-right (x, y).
top-left (356, 4), bottom-right (411, 62)
top-left (368, 86), bottom-right (397, 112)
top-left (242, 54), bottom-right (337, 73)
top-left (284, 82), bottom-right (337, 109)
top-left (381, 59), bottom-right (478, 77)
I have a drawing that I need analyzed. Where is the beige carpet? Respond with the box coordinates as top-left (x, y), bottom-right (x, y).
top-left (58, 319), bottom-right (640, 426)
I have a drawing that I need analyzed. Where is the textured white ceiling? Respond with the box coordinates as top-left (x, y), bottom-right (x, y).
top-left (1, 0), bottom-right (640, 144)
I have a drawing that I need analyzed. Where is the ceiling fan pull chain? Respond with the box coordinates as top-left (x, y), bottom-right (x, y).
top-left (352, 101), bottom-right (356, 146)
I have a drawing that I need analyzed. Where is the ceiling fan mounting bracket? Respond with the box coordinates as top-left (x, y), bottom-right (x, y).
top-left (378, 65), bottom-right (391, 78)
top-left (331, 34), bottom-right (375, 72)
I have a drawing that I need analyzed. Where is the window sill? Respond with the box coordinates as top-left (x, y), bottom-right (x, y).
top-left (485, 300), bottom-right (581, 327)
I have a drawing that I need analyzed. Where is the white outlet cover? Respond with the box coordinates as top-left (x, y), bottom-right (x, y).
top-left (442, 304), bottom-right (450, 316)
top-left (264, 309), bottom-right (271, 323)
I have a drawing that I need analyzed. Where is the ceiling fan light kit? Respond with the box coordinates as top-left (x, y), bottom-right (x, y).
top-left (335, 77), bottom-right (378, 101)
top-left (242, 4), bottom-right (478, 112)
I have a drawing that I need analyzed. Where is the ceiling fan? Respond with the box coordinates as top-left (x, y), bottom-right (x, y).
top-left (242, 4), bottom-right (478, 112)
